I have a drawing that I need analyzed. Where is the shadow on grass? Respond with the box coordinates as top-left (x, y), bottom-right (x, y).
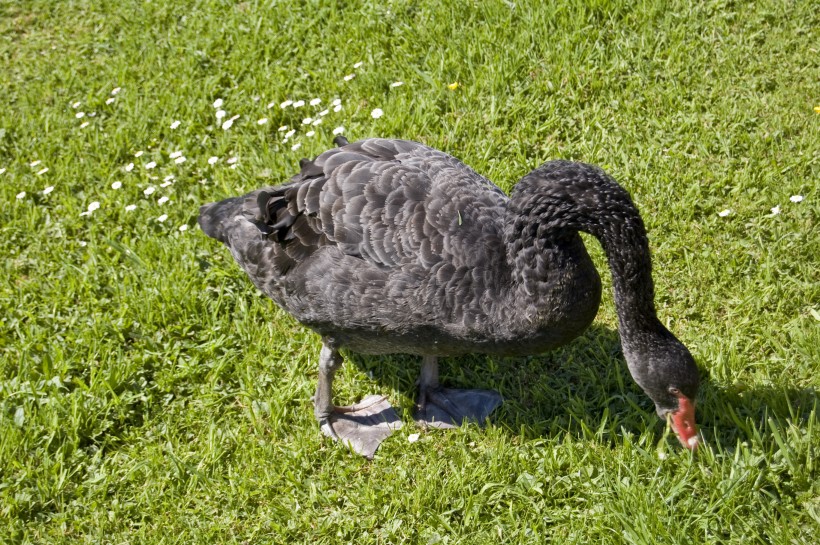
top-left (345, 324), bottom-right (818, 452)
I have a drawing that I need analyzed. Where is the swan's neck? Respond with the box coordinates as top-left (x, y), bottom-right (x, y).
top-left (506, 161), bottom-right (662, 349)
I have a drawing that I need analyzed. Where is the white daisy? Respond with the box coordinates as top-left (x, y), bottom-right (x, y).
top-left (257, 118), bottom-right (268, 125)
top-left (332, 126), bottom-right (345, 135)
top-left (770, 205), bottom-right (780, 215)
top-left (164, 175), bottom-right (174, 182)
top-left (16, 191), bottom-right (26, 200)
top-left (79, 122), bottom-right (90, 128)
top-left (280, 99), bottom-right (293, 109)
top-left (331, 98), bottom-right (341, 106)
top-left (333, 104), bottom-right (342, 112)
top-left (125, 163), bottom-right (135, 172)
top-left (306, 130), bottom-right (315, 137)
top-left (79, 241), bottom-right (87, 247)
top-left (75, 112), bottom-right (85, 119)
top-left (284, 129), bottom-right (296, 139)
top-left (266, 102), bottom-right (276, 109)
top-left (30, 160), bottom-right (41, 167)
top-left (302, 118), bottom-right (313, 125)
top-left (111, 87), bottom-right (121, 95)
top-left (353, 61), bottom-right (363, 68)
top-left (43, 186), bottom-right (55, 194)
top-left (134, 151), bottom-right (144, 157)
top-left (174, 156), bottom-right (186, 164)
top-left (71, 101), bottom-right (82, 108)
top-left (310, 98), bottom-right (321, 106)
top-left (157, 214), bottom-right (168, 222)
top-left (718, 209), bottom-right (731, 217)
top-left (145, 161), bottom-right (157, 169)
top-left (222, 118), bottom-right (235, 130)
top-left (390, 81), bottom-right (404, 88)
top-left (158, 196), bottom-right (169, 205)
top-left (125, 204), bottom-right (137, 212)
top-left (144, 186), bottom-right (156, 196)
top-left (371, 108), bottom-right (384, 119)
top-left (111, 181), bottom-right (122, 189)
top-left (169, 151), bottom-right (183, 159)
top-left (208, 156), bottom-right (219, 165)
top-left (291, 143), bottom-right (301, 151)
top-left (226, 156), bottom-right (238, 164)
top-left (293, 100), bottom-right (305, 108)
top-left (178, 224), bottom-right (188, 232)
top-left (36, 168), bottom-right (49, 175)
top-left (170, 120), bottom-right (181, 129)
top-left (215, 110), bottom-right (226, 119)
top-left (105, 97), bottom-right (116, 105)
top-left (790, 195), bottom-right (804, 203)
top-left (407, 433), bottom-right (420, 443)
top-left (213, 98), bottom-right (224, 109)
top-left (343, 74), bottom-right (355, 81)
top-left (318, 109), bottom-right (329, 117)
top-left (312, 118), bottom-right (323, 126)
top-left (0, 168), bottom-right (5, 175)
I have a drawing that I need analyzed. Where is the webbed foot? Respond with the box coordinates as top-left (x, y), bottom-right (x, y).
top-left (319, 394), bottom-right (403, 459)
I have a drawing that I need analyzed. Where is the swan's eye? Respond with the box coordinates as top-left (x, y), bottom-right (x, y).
top-left (668, 386), bottom-right (681, 396)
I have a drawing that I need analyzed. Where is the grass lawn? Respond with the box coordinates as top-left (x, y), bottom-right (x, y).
top-left (2, 0), bottom-right (818, 542)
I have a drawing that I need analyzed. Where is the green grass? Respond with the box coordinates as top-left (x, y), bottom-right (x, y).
top-left (1, 0), bottom-right (818, 542)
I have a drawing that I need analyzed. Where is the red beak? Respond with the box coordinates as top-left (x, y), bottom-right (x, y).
top-left (670, 394), bottom-right (699, 449)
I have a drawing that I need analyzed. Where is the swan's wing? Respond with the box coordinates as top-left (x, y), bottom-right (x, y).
top-left (250, 138), bottom-right (508, 274)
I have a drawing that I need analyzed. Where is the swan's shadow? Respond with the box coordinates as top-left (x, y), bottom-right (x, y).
top-left (346, 324), bottom-right (818, 451)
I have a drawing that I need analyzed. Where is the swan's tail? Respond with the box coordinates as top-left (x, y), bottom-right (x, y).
top-left (198, 195), bottom-right (246, 244)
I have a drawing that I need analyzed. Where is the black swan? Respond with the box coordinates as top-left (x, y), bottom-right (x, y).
top-left (199, 137), bottom-right (700, 457)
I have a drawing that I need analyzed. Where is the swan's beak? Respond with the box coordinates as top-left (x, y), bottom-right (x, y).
top-left (669, 395), bottom-right (699, 449)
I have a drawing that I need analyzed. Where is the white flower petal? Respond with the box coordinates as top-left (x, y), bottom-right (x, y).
top-left (79, 121), bottom-right (90, 128)
top-left (215, 110), bottom-right (226, 119)
top-left (178, 224), bottom-right (188, 232)
top-left (353, 61), bottom-right (363, 68)
top-left (278, 125), bottom-right (288, 132)
top-left (208, 156), bottom-right (219, 165)
top-left (213, 98), bottom-right (224, 109)
top-left (145, 161), bottom-right (157, 169)
top-left (226, 156), bottom-right (238, 164)
top-left (111, 87), bottom-right (121, 95)
top-left (333, 104), bottom-right (342, 112)
top-left (302, 118), bottom-right (313, 125)
top-left (0, 168), bottom-right (6, 175)
top-left (318, 109), bottom-right (329, 117)
top-left (144, 186), bottom-right (156, 196)
top-left (310, 98), bottom-right (321, 106)
top-left (770, 205), bottom-right (780, 215)
top-left (343, 74), bottom-right (355, 81)
top-left (125, 204), bottom-right (137, 211)
top-left (125, 163), bottom-right (134, 172)
top-left (390, 81), bottom-right (404, 88)
top-left (306, 130), bottom-right (315, 137)
top-left (331, 98), bottom-right (341, 106)
top-left (170, 120), bottom-right (181, 129)
top-left (291, 143), bottom-right (301, 151)
top-left (266, 101), bottom-right (276, 109)
top-left (71, 101), bottom-right (82, 108)
top-left (36, 168), bottom-right (49, 175)
top-left (16, 191), bottom-right (26, 200)
top-left (285, 129), bottom-right (296, 138)
top-left (407, 433), bottom-right (420, 443)
top-left (43, 185), bottom-right (55, 194)
top-left (221, 119), bottom-right (234, 130)
top-left (174, 156), bottom-right (186, 164)
top-left (87, 201), bottom-right (100, 212)
top-left (371, 108), bottom-right (384, 119)
top-left (332, 126), bottom-right (345, 135)
top-left (158, 196), bottom-right (169, 205)
top-left (718, 209), bottom-right (731, 217)
top-left (169, 151), bottom-right (182, 159)
top-left (75, 112), bottom-right (85, 119)
top-left (280, 100), bottom-right (293, 109)
top-left (134, 151), bottom-right (144, 157)
top-left (293, 100), bottom-right (305, 108)
top-left (105, 97), bottom-right (116, 105)
top-left (30, 160), bottom-right (41, 167)
top-left (111, 181), bottom-right (122, 189)
top-left (790, 195), bottom-right (804, 203)
top-left (157, 214), bottom-right (168, 222)
top-left (257, 118), bottom-right (268, 125)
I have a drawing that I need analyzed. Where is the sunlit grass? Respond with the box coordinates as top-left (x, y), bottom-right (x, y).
top-left (1, 0), bottom-right (818, 543)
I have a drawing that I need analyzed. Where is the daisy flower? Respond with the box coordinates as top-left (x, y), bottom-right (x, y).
top-left (353, 61), bottom-right (363, 68)
top-left (16, 191), bottom-right (26, 200)
top-left (343, 74), bottom-right (355, 81)
top-left (208, 156), bottom-right (219, 165)
top-left (145, 161), bottom-right (157, 169)
top-left (770, 205), bottom-right (780, 215)
top-left (178, 224), bottom-right (188, 232)
top-left (144, 186), bottom-right (156, 196)
top-left (332, 126), bottom-right (345, 135)
top-left (226, 156), bottom-right (238, 164)
top-left (174, 156), bottom-right (186, 164)
top-left (170, 120), bottom-right (181, 129)
top-left (291, 143), bottom-right (302, 151)
top-left (30, 160), bottom-right (41, 167)
top-left (105, 97), bottom-right (116, 105)
top-left (257, 118), bottom-right (268, 125)
top-left (215, 110), bottom-right (226, 119)
top-left (310, 98), bottom-right (321, 106)
top-left (371, 108), bottom-right (384, 119)
top-left (125, 204), bottom-right (137, 212)
top-left (718, 209), bottom-right (731, 217)
top-left (213, 98), bottom-right (224, 109)
top-left (280, 100), bottom-right (293, 109)
top-left (111, 87), bottom-right (121, 95)
top-left (75, 112), bottom-right (85, 119)
top-left (43, 185), bottom-right (55, 194)
top-left (158, 196), bottom-right (169, 205)
top-left (36, 168), bottom-right (49, 175)
top-left (125, 163), bottom-right (135, 172)
top-left (790, 195), bottom-right (804, 203)
top-left (157, 214), bottom-right (168, 222)
top-left (134, 151), bottom-right (144, 157)
top-left (390, 81), bottom-right (404, 88)
top-left (293, 100), bottom-right (305, 108)
top-left (169, 151), bottom-right (183, 159)
top-left (111, 181), bottom-right (122, 189)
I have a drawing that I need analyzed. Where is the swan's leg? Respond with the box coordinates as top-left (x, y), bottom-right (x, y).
top-left (414, 355), bottom-right (503, 429)
top-left (313, 340), bottom-right (402, 459)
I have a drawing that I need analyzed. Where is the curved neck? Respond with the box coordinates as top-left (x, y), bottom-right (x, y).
top-left (506, 161), bottom-right (660, 343)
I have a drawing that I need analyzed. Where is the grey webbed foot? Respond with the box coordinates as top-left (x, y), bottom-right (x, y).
top-left (319, 394), bottom-right (403, 459)
top-left (413, 386), bottom-right (502, 429)
top-left (412, 355), bottom-right (502, 429)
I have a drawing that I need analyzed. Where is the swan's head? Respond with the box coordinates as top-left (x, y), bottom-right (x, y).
top-left (625, 332), bottom-right (700, 450)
